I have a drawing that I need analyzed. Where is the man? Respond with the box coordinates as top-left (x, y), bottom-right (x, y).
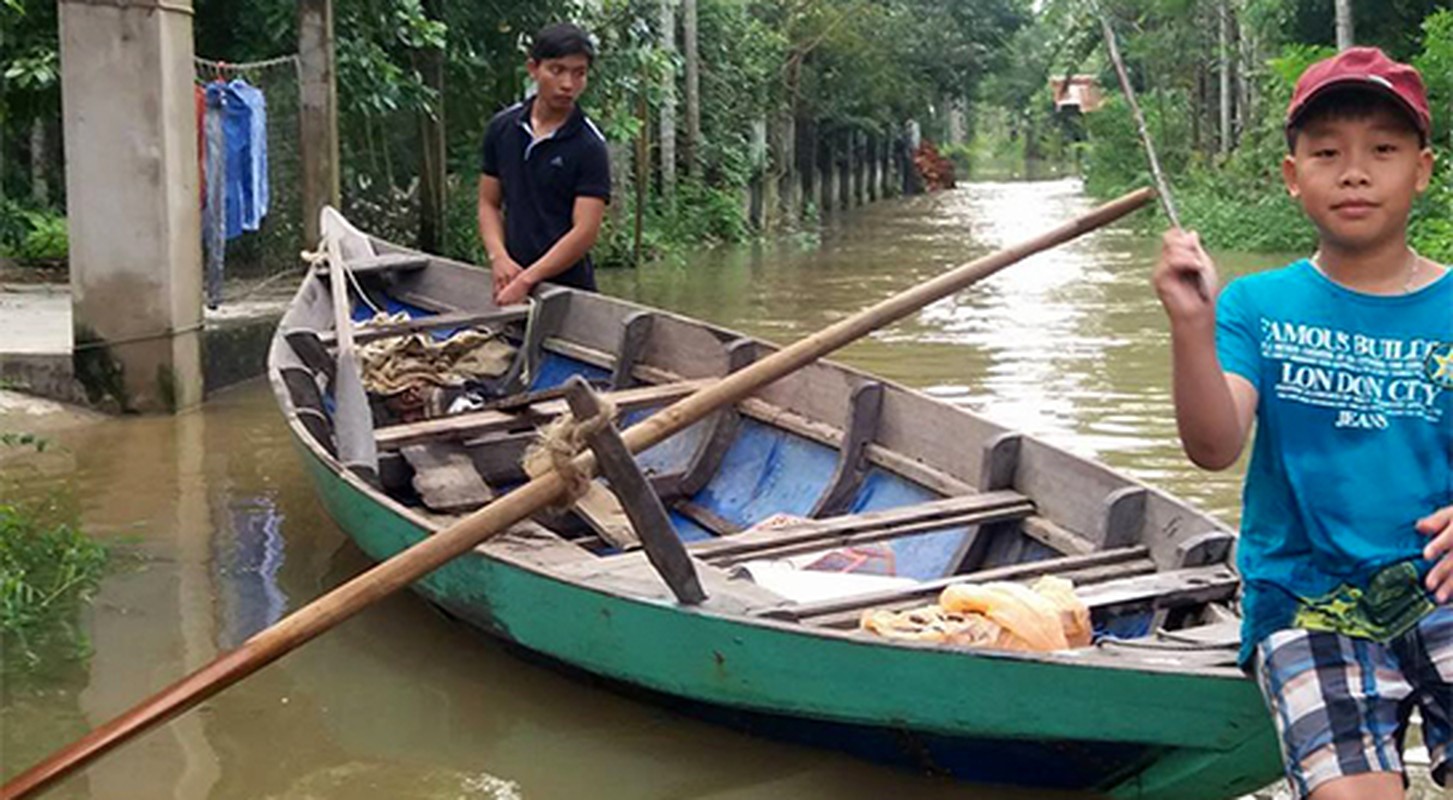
top-left (478, 23), bottom-right (611, 306)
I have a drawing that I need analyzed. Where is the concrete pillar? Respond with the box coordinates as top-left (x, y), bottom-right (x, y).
top-left (300, 0), bottom-right (340, 247)
top-left (60, 0), bottom-right (203, 413)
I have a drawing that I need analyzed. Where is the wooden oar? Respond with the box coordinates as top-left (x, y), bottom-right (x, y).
top-left (1, 186), bottom-right (1155, 800)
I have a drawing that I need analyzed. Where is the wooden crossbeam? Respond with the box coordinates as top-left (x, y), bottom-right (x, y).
top-left (320, 307), bottom-right (528, 347)
top-left (375, 379), bottom-right (713, 449)
top-left (689, 491), bottom-right (1031, 563)
top-left (315, 253), bottom-right (430, 275)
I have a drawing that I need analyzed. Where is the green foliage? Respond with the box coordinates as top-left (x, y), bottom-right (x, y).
top-left (1083, 13), bottom-right (1453, 260)
top-left (0, 498), bottom-right (106, 667)
top-left (0, 200), bottom-right (66, 264)
top-left (1415, 10), bottom-right (1453, 149)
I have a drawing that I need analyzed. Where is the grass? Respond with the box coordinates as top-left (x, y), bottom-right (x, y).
top-left (0, 496), bottom-right (107, 669)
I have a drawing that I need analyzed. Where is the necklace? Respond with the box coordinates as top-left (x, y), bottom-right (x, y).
top-left (1310, 248), bottom-right (1422, 294)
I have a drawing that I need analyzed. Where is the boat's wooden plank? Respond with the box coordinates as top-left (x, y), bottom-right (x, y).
top-left (1140, 488), bottom-right (1235, 571)
top-left (551, 289), bottom-right (633, 355)
top-left (773, 545), bottom-right (1152, 624)
top-left (316, 253), bottom-right (429, 275)
top-left (1020, 515), bottom-right (1097, 556)
top-left (1073, 565), bottom-right (1239, 610)
top-left (572, 484), bottom-right (641, 550)
top-left (671, 339), bottom-right (757, 498)
top-left (375, 379), bottom-right (713, 448)
top-left (672, 500), bottom-right (744, 536)
top-left (749, 356), bottom-right (859, 442)
top-left (874, 387), bottom-right (1006, 489)
top-left (689, 491), bottom-right (1030, 561)
top-left (708, 501), bottom-right (1032, 567)
top-left (1175, 531), bottom-right (1235, 567)
top-left (564, 379), bottom-right (706, 604)
top-left (1101, 487), bottom-right (1148, 549)
top-left (809, 382), bottom-right (885, 518)
top-left (1015, 438), bottom-right (1136, 548)
top-left (320, 307), bottom-right (528, 348)
top-left (609, 311), bottom-right (656, 390)
top-left (640, 312), bottom-right (733, 379)
top-left (401, 442), bottom-right (495, 513)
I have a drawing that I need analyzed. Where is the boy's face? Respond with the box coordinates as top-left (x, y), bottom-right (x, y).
top-left (527, 54), bottom-right (591, 117)
top-left (1281, 107), bottom-right (1434, 253)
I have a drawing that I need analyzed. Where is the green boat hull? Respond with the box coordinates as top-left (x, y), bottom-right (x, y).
top-left (295, 436), bottom-right (1281, 799)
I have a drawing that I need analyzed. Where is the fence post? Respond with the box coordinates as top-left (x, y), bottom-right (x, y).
top-left (299, 0), bottom-right (340, 247)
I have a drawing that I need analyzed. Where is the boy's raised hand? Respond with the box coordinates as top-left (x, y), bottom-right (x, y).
top-left (1153, 229), bottom-right (1219, 321)
top-left (1421, 506), bottom-right (1453, 602)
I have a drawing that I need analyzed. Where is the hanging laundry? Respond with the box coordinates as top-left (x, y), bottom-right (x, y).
top-left (202, 84), bottom-right (228, 308)
top-left (208, 78), bottom-right (269, 241)
top-left (226, 79), bottom-right (269, 234)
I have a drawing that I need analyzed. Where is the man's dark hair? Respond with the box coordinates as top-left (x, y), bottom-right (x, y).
top-left (530, 23), bottom-right (596, 64)
top-left (1286, 87), bottom-right (1429, 152)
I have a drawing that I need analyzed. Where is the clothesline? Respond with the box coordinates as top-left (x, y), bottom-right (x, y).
top-left (194, 54), bottom-right (299, 72)
top-left (194, 54), bottom-right (300, 85)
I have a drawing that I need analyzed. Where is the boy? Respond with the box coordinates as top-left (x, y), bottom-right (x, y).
top-left (1153, 47), bottom-right (1453, 800)
top-left (479, 23), bottom-right (611, 306)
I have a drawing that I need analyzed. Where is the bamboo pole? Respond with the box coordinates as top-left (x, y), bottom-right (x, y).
top-left (1, 187), bottom-right (1156, 800)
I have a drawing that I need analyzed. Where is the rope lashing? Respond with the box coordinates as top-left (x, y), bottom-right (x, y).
top-left (522, 397), bottom-right (619, 508)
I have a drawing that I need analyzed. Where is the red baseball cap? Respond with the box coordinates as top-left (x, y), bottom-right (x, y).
top-left (1286, 46), bottom-right (1431, 138)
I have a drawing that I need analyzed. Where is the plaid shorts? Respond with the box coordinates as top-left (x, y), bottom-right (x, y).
top-left (1253, 605), bottom-right (1453, 799)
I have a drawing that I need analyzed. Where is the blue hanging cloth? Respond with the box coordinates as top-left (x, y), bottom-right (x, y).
top-left (209, 78), bottom-right (269, 241)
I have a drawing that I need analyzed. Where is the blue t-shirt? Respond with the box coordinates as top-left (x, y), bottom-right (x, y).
top-left (1218, 260), bottom-right (1453, 664)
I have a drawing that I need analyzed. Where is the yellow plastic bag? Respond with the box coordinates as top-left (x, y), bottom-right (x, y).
top-left (938, 581), bottom-right (1069, 652)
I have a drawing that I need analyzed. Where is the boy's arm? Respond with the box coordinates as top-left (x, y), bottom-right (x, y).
top-left (1154, 229), bottom-right (1258, 470)
top-left (478, 175), bottom-right (522, 300)
top-left (495, 196), bottom-right (606, 305)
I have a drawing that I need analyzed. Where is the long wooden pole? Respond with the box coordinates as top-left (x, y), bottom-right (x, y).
top-left (1095, 7), bottom-right (1180, 228)
top-left (1, 187), bottom-right (1155, 800)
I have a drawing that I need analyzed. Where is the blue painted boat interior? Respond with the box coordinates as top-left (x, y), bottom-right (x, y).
top-left (348, 308), bottom-right (1159, 636)
top-left (531, 351), bottom-right (973, 580)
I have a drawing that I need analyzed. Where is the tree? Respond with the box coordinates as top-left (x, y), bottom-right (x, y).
top-left (1334, 0), bottom-right (1354, 49)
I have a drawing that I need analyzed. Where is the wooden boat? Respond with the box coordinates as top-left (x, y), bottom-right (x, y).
top-left (267, 209), bottom-right (1281, 799)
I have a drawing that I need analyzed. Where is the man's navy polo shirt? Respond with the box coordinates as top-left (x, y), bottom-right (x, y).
top-left (480, 97), bottom-right (611, 291)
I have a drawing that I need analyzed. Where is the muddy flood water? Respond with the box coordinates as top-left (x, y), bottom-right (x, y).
top-left (5, 179), bottom-right (1431, 799)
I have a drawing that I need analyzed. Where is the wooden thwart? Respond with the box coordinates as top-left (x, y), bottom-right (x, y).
top-left (691, 491), bottom-right (1032, 565)
top-left (321, 307), bottom-right (529, 347)
top-left (376, 379), bottom-right (714, 449)
top-left (317, 253), bottom-right (429, 275)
